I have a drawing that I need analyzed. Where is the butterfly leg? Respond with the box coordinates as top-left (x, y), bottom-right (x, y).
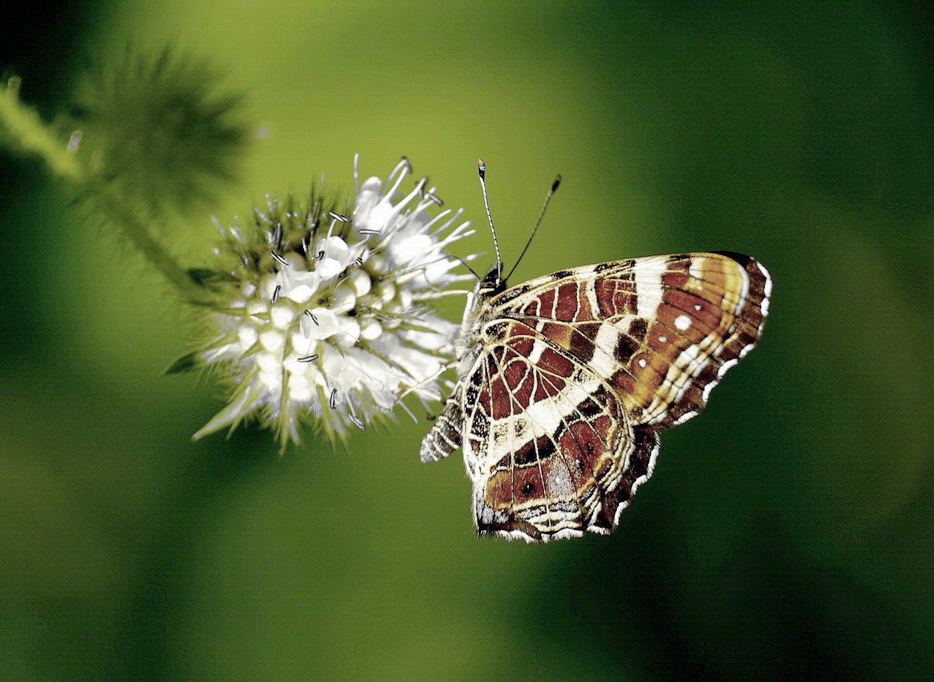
top-left (396, 359), bottom-right (457, 404)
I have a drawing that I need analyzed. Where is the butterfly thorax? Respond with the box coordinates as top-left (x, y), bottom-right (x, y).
top-left (454, 265), bottom-right (506, 376)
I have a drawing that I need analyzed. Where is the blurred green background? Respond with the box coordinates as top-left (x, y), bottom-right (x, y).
top-left (1, 1), bottom-right (931, 679)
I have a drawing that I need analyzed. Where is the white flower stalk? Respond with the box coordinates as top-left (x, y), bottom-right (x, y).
top-left (182, 157), bottom-right (477, 447)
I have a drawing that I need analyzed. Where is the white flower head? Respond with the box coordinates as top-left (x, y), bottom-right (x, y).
top-left (182, 156), bottom-right (476, 448)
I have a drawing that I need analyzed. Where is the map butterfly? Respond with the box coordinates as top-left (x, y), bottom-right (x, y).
top-left (420, 162), bottom-right (771, 542)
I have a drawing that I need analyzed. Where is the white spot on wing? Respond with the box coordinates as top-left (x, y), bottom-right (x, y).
top-left (590, 324), bottom-right (621, 378)
top-left (754, 261), bottom-right (772, 319)
top-left (647, 439), bottom-right (660, 476)
top-left (759, 262), bottom-right (773, 298)
top-left (585, 281), bottom-right (600, 319)
top-left (717, 358), bottom-right (738, 379)
top-left (550, 528), bottom-right (584, 541)
top-left (635, 271), bottom-right (664, 318)
top-left (737, 269), bottom-right (750, 313)
top-left (673, 410), bottom-right (698, 425)
top-left (529, 339), bottom-right (547, 364)
top-left (612, 500), bottom-right (630, 526)
top-left (702, 379), bottom-right (719, 402)
top-left (548, 463), bottom-right (573, 498)
top-left (675, 315), bottom-right (692, 331)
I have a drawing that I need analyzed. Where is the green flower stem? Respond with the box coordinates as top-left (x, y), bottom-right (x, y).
top-left (0, 78), bottom-right (83, 181)
top-left (0, 77), bottom-right (207, 302)
top-left (89, 182), bottom-right (211, 302)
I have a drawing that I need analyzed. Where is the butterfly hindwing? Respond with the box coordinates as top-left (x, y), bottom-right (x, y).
top-left (462, 318), bottom-right (636, 541)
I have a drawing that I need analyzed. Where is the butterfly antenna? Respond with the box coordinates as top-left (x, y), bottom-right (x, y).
top-left (477, 159), bottom-right (503, 277)
top-left (505, 174), bottom-right (561, 282)
top-left (454, 254), bottom-right (480, 280)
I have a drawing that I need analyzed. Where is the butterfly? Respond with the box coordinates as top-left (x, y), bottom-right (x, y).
top-left (420, 161), bottom-right (771, 542)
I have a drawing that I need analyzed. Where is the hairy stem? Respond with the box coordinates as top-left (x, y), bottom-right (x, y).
top-left (0, 77), bottom-right (83, 181)
top-left (89, 182), bottom-right (210, 302)
top-left (0, 77), bottom-right (207, 302)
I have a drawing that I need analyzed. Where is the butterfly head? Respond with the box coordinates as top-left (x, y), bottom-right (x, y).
top-left (478, 263), bottom-right (506, 298)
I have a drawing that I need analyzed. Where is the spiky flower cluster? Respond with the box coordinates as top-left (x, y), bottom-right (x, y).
top-left (183, 158), bottom-right (476, 447)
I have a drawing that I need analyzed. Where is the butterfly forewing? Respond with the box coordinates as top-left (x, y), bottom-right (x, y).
top-left (493, 252), bottom-right (770, 429)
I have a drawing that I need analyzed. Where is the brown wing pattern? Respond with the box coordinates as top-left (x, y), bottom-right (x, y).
top-left (494, 252), bottom-right (771, 429)
top-left (460, 252), bottom-right (770, 542)
top-left (462, 319), bottom-right (647, 541)
top-left (424, 251), bottom-right (770, 542)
